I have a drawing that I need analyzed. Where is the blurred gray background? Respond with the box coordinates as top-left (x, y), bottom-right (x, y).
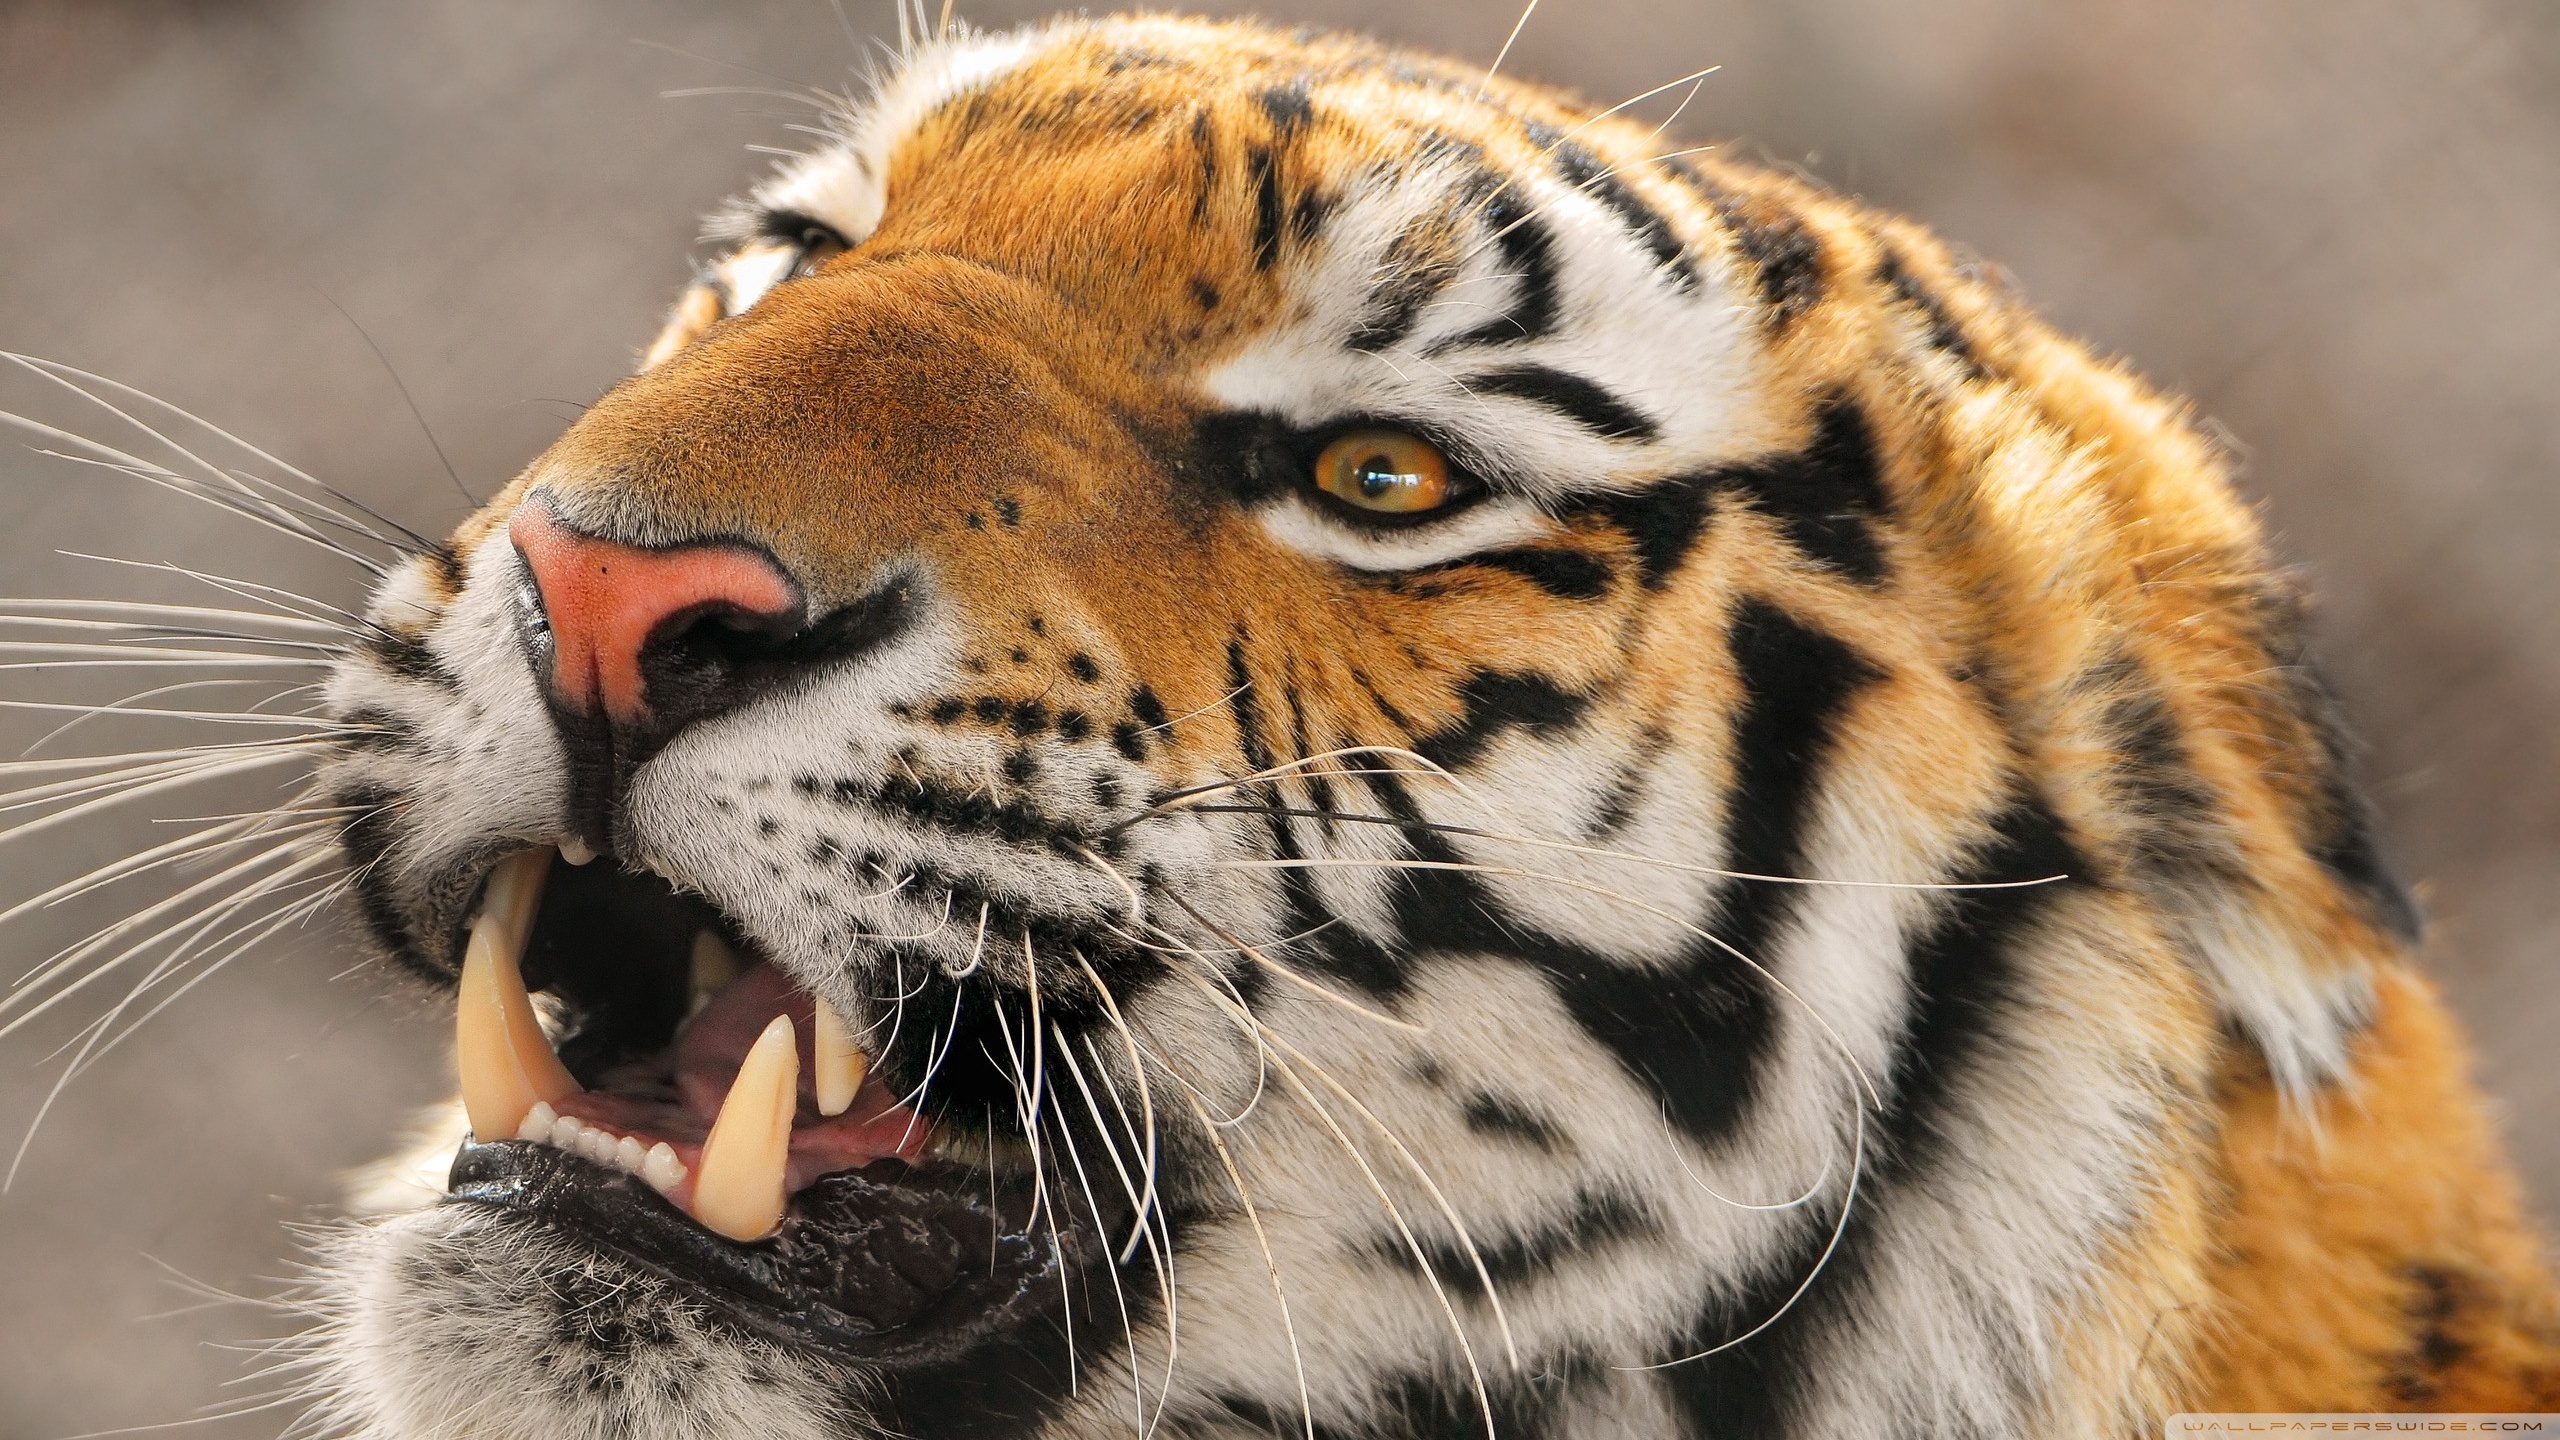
top-left (0, 0), bottom-right (2552, 1433)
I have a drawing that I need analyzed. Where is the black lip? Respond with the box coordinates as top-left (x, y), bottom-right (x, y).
top-left (446, 1139), bottom-right (1118, 1364)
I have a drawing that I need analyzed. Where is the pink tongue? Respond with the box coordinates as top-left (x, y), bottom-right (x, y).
top-left (554, 961), bottom-right (930, 1192)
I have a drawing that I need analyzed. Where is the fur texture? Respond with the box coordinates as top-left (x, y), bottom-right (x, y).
top-left (280, 12), bottom-right (2557, 1438)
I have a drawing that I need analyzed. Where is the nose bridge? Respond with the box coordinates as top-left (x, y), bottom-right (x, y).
top-left (518, 255), bottom-right (1155, 593)
top-left (510, 499), bottom-right (803, 725)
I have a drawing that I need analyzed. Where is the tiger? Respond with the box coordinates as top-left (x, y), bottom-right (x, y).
top-left (12, 9), bottom-right (2556, 1439)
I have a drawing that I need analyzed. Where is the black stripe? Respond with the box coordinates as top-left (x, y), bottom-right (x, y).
top-left (1549, 602), bottom-right (1878, 1142)
top-left (1422, 546), bottom-right (1614, 601)
top-left (1462, 1091), bottom-right (1570, 1152)
top-left (1657, 793), bottom-right (2079, 1439)
top-left (1468, 363), bottom-right (1661, 443)
top-left (1282, 673), bottom-right (1340, 830)
top-left (1289, 186), bottom-right (1332, 247)
top-left (1528, 120), bottom-right (1698, 291)
top-left (1440, 184), bottom-right (1562, 348)
top-left (427, 541), bottom-right (467, 596)
top-left (1371, 1188), bottom-right (1656, 1299)
top-left (2252, 590), bottom-right (2421, 941)
top-left (363, 629), bottom-right (457, 689)
top-left (1711, 398), bottom-right (1890, 585)
top-left (1667, 160), bottom-right (1825, 330)
top-left (1412, 670), bottom-right (1591, 772)
top-left (1351, 605), bottom-right (1875, 1143)
top-left (2087, 656), bottom-right (2229, 880)
top-left (337, 784), bottom-right (428, 979)
top-left (1212, 1356), bottom-right (1602, 1440)
top-left (1256, 77), bottom-right (1314, 135)
top-left (1233, 635), bottom-right (1411, 998)
top-left (1191, 108), bottom-right (1217, 225)
top-left (1250, 146), bottom-right (1284, 269)
top-left (1718, 603), bottom-right (1884, 909)
top-left (1874, 244), bottom-right (1985, 379)
top-left (1580, 473), bottom-right (1718, 590)
top-left (1350, 258), bottom-right (1458, 351)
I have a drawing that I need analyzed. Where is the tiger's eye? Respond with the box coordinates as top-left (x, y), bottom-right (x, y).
top-left (1313, 429), bottom-right (1453, 515)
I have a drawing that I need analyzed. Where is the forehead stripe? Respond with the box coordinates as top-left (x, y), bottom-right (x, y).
top-left (1467, 364), bottom-right (1662, 443)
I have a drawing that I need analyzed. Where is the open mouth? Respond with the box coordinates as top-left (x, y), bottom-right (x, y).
top-left (440, 848), bottom-right (1118, 1362)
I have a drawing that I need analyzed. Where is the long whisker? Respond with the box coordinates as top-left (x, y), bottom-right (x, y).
top-left (1, 798), bottom-right (343, 954)
top-left (0, 749), bottom-right (310, 823)
top-left (1176, 1082), bottom-right (1317, 1440)
top-left (1224, 993), bottom-right (1521, 1369)
top-left (1662, 1104), bottom-right (1838, 1212)
top-left (4, 352), bottom-right (439, 554)
top-left (0, 699), bottom-right (352, 728)
top-left (1064, 833), bottom-right (1424, 1036)
top-left (6, 841), bottom-right (342, 1187)
top-left (56, 556), bottom-right (388, 637)
top-left (1207, 853), bottom-right (1884, 1109)
top-left (1180, 802), bottom-right (2065, 893)
top-left (8, 426), bottom-right (392, 576)
top-left (1163, 960), bottom-right (1505, 1438)
top-left (1070, 1029), bottom-right (1182, 1440)
top-left (1070, 952), bottom-right (1164, 1264)
top-left (1618, 1090), bottom-right (1867, 1370)
top-left (0, 656), bottom-right (330, 674)
top-left (0, 817), bottom-right (274, 945)
top-left (64, 865), bottom-right (349, 1080)
top-left (1119, 747), bottom-right (2064, 895)
top-left (0, 597), bottom-right (350, 637)
top-left (1123, 937), bottom-right (1270, 1128)
top-left (1474, 0), bottom-right (1540, 100)
top-left (1048, 1042), bottom-right (1155, 1440)
top-left (0, 819), bottom-right (345, 1026)
top-left (988, 952), bottom-right (1079, 1397)
top-left (890, 980), bottom-right (966, 1127)
top-left (1158, 887), bottom-right (1427, 1036)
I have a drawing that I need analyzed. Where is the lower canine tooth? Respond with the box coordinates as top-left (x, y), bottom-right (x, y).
top-left (455, 849), bottom-right (581, 1141)
top-left (812, 994), bottom-right (867, 1117)
top-left (691, 1014), bottom-right (798, 1241)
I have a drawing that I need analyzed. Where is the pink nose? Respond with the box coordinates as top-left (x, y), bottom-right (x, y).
top-left (508, 499), bottom-right (800, 725)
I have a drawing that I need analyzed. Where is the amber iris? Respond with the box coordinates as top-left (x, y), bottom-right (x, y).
top-left (1314, 429), bottom-right (1454, 515)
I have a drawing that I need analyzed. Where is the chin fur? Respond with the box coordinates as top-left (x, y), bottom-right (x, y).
top-left (290, 1206), bottom-right (862, 1440)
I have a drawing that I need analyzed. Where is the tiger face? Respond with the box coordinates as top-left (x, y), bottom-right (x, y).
top-left (260, 12), bottom-right (2555, 1440)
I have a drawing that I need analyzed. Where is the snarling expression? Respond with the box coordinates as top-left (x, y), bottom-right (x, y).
top-left (284, 12), bottom-right (2418, 1440)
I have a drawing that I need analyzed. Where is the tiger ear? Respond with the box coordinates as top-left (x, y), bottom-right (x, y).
top-left (638, 282), bottom-right (725, 372)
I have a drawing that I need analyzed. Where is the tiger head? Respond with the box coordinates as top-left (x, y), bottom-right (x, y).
top-left (288, 12), bottom-right (2550, 1440)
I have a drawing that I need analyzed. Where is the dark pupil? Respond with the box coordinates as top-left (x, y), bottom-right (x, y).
top-left (1355, 454), bottom-right (1404, 499)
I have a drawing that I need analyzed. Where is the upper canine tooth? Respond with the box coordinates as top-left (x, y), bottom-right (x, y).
top-left (455, 848), bottom-right (581, 1141)
top-left (811, 993), bottom-right (867, 1118)
top-left (691, 1014), bottom-right (798, 1242)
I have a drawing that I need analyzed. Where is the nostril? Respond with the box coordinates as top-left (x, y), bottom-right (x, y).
top-left (669, 603), bottom-right (802, 659)
top-left (508, 497), bottom-right (804, 727)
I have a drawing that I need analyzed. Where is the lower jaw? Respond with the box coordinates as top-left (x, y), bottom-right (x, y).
top-left (444, 1139), bottom-right (1104, 1365)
